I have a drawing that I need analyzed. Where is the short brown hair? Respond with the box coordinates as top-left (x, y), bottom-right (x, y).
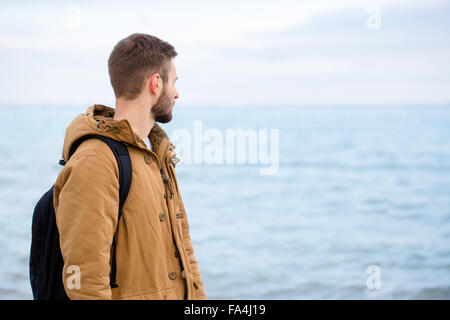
top-left (108, 33), bottom-right (177, 100)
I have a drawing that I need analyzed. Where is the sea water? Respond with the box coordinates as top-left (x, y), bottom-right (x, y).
top-left (0, 104), bottom-right (449, 299)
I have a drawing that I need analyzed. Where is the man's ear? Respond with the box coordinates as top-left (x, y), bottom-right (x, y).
top-left (149, 73), bottom-right (162, 94)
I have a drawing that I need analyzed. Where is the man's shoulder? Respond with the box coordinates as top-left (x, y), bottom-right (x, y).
top-left (64, 138), bottom-right (119, 175)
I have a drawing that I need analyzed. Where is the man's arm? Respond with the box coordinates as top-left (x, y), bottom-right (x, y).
top-left (53, 154), bottom-right (119, 300)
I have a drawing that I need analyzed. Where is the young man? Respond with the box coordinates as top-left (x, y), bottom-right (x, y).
top-left (53, 33), bottom-right (207, 300)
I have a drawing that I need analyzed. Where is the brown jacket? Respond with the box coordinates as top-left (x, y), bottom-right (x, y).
top-left (53, 104), bottom-right (207, 300)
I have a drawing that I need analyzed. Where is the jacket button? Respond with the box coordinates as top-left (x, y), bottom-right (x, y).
top-left (159, 212), bottom-right (166, 222)
top-left (144, 155), bottom-right (152, 164)
top-left (174, 251), bottom-right (180, 259)
top-left (168, 272), bottom-right (177, 280)
top-left (112, 126), bottom-right (121, 133)
top-left (181, 270), bottom-right (187, 279)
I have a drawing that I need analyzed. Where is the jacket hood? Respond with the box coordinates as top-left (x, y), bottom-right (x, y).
top-left (60, 104), bottom-right (180, 166)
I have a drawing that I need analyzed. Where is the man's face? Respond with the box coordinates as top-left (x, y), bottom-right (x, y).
top-left (151, 60), bottom-right (179, 123)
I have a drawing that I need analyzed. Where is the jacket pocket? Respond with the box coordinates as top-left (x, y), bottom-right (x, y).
top-left (176, 210), bottom-right (190, 240)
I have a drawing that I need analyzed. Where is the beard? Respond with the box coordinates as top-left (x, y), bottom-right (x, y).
top-left (151, 86), bottom-right (173, 123)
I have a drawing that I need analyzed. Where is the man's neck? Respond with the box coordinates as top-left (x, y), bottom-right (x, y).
top-left (113, 98), bottom-right (155, 141)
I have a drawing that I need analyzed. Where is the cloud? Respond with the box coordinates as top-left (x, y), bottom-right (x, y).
top-left (0, 0), bottom-right (445, 50)
top-left (0, 0), bottom-right (448, 106)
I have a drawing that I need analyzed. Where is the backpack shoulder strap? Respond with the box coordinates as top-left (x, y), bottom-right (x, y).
top-left (59, 133), bottom-right (132, 288)
top-left (60, 134), bottom-right (132, 215)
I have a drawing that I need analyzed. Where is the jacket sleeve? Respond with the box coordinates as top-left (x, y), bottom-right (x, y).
top-left (53, 154), bottom-right (119, 300)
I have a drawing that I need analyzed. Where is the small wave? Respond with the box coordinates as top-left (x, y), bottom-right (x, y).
top-left (413, 286), bottom-right (450, 299)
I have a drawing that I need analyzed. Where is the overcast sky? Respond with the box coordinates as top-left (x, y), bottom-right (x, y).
top-left (0, 0), bottom-right (449, 107)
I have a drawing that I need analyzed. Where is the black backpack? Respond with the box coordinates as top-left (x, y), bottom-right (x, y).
top-left (29, 134), bottom-right (132, 300)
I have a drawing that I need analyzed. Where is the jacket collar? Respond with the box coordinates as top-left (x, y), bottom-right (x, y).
top-left (86, 104), bottom-right (179, 166)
